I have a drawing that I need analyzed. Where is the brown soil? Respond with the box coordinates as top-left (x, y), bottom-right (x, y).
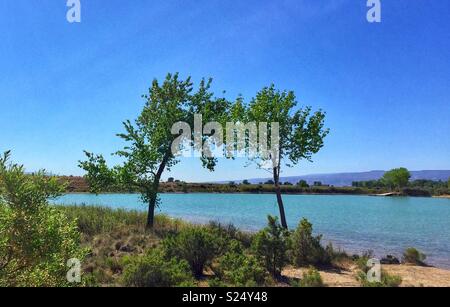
top-left (282, 264), bottom-right (450, 287)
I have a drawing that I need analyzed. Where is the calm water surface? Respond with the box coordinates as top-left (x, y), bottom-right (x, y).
top-left (53, 193), bottom-right (450, 268)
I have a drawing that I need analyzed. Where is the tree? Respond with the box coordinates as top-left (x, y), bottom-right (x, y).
top-left (382, 168), bottom-right (411, 191)
top-left (242, 179), bottom-right (251, 185)
top-left (313, 181), bottom-right (323, 187)
top-left (245, 85), bottom-right (329, 229)
top-left (448, 177), bottom-right (450, 190)
top-left (167, 177), bottom-right (175, 183)
top-left (297, 180), bottom-right (309, 188)
top-left (79, 73), bottom-right (230, 229)
top-left (0, 151), bottom-right (85, 287)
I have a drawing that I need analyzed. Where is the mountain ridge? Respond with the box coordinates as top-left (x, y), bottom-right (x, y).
top-left (219, 170), bottom-right (450, 187)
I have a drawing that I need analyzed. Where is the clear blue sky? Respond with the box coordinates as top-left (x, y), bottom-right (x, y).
top-left (0, 0), bottom-right (449, 182)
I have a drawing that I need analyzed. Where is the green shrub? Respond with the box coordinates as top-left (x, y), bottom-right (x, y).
top-left (356, 270), bottom-right (402, 287)
top-left (403, 247), bottom-right (426, 266)
top-left (207, 221), bottom-right (253, 250)
top-left (208, 278), bottom-right (228, 287)
top-left (215, 240), bottom-right (267, 287)
top-left (163, 227), bottom-right (219, 278)
top-left (354, 250), bottom-right (375, 273)
top-left (121, 248), bottom-right (194, 287)
top-left (291, 267), bottom-right (324, 287)
top-left (0, 151), bottom-right (86, 287)
top-left (252, 216), bottom-right (290, 278)
top-left (291, 218), bottom-right (330, 267)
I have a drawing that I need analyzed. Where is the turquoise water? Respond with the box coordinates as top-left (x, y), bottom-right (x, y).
top-left (53, 193), bottom-right (450, 268)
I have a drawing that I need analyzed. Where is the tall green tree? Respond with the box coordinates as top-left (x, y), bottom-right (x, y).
top-left (244, 85), bottom-right (329, 229)
top-left (79, 73), bottom-right (229, 229)
top-left (382, 168), bottom-right (411, 191)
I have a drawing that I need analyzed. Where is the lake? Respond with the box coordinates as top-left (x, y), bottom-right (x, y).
top-left (53, 193), bottom-right (450, 268)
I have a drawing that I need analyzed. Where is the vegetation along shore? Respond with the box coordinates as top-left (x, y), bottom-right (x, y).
top-left (60, 175), bottom-right (450, 198)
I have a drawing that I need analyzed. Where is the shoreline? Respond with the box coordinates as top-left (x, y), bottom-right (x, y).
top-left (62, 191), bottom-right (444, 199)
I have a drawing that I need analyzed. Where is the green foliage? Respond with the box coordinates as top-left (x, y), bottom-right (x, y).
top-left (291, 218), bottom-right (330, 267)
top-left (353, 250), bottom-right (375, 273)
top-left (297, 180), bottom-right (309, 188)
top-left (403, 247), bottom-right (427, 266)
top-left (163, 227), bottom-right (219, 278)
top-left (61, 205), bottom-right (187, 238)
top-left (246, 85), bottom-right (329, 228)
top-left (0, 151), bottom-right (86, 287)
top-left (252, 216), bottom-right (290, 278)
top-left (62, 205), bottom-right (147, 236)
top-left (382, 168), bottom-right (411, 191)
top-left (79, 73), bottom-right (231, 228)
top-left (121, 248), bottom-right (194, 287)
top-left (215, 240), bottom-right (267, 287)
top-left (356, 270), bottom-right (402, 287)
top-left (291, 267), bottom-right (324, 287)
top-left (353, 250), bottom-right (402, 287)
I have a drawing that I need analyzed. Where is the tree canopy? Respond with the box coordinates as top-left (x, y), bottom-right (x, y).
top-left (382, 168), bottom-right (411, 191)
top-left (79, 73), bottom-right (230, 228)
top-left (242, 85), bottom-right (329, 229)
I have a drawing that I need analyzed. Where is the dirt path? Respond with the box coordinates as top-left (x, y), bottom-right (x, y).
top-left (283, 265), bottom-right (450, 287)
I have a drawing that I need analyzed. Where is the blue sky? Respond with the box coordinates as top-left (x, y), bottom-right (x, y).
top-left (0, 0), bottom-right (449, 182)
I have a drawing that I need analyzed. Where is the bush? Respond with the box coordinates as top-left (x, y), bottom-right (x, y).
top-left (215, 240), bottom-right (267, 287)
top-left (163, 227), bottom-right (219, 278)
top-left (207, 221), bottom-right (253, 250)
top-left (0, 151), bottom-right (86, 287)
top-left (121, 248), bottom-right (194, 287)
top-left (252, 216), bottom-right (290, 278)
top-left (354, 250), bottom-right (375, 273)
top-left (403, 247), bottom-right (426, 266)
top-left (291, 218), bottom-right (330, 267)
top-left (292, 267), bottom-right (324, 287)
top-left (354, 251), bottom-right (402, 287)
top-left (356, 270), bottom-right (402, 287)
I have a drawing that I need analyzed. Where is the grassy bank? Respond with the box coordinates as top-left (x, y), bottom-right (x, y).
top-left (56, 205), bottom-right (450, 287)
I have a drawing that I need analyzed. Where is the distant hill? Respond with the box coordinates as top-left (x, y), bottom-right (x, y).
top-left (229, 170), bottom-right (450, 187)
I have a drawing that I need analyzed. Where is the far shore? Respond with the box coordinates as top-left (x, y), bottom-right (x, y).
top-left (433, 195), bottom-right (450, 199)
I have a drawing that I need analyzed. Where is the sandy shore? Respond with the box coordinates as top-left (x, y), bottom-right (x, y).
top-left (283, 264), bottom-right (450, 287)
top-left (433, 195), bottom-right (450, 199)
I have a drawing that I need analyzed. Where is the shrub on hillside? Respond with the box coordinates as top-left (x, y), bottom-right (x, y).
top-left (403, 247), bottom-right (427, 266)
top-left (214, 240), bottom-right (267, 287)
top-left (163, 227), bottom-right (219, 278)
top-left (252, 216), bottom-right (290, 278)
top-left (121, 248), bottom-right (194, 287)
top-left (291, 218), bottom-right (330, 267)
top-left (291, 267), bottom-right (324, 287)
top-left (356, 270), bottom-right (402, 287)
top-left (207, 221), bottom-right (254, 250)
top-left (0, 151), bottom-right (86, 287)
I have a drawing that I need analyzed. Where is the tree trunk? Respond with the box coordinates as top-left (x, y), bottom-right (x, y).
top-left (274, 167), bottom-right (288, 229)
top-left (146, 195), bottom-right (157, 230)
top-left (145, 150), bottom-right (171, 230)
